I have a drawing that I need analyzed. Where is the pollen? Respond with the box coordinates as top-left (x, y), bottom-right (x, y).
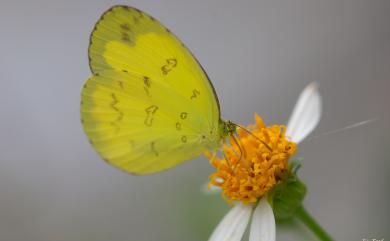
top-left (208, 114), bottom-right (297, 204)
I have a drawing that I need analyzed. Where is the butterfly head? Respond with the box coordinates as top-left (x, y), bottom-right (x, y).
top-left (219, 120), bottom-right (237, 138)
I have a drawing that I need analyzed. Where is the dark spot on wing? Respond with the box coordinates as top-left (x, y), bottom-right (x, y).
top-left (161, 58), bottom-right (177, 75)
top-left (144, 105), bottom-right (159, 126)
top-left (180, 112), bottom-right (188, 120)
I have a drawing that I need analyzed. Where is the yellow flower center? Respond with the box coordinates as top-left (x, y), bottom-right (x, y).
top-left (208, 114), bottom-right (297, 204)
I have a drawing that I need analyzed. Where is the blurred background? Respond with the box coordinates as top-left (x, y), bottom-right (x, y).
top-left (0, 0), bottom-right (389, 240)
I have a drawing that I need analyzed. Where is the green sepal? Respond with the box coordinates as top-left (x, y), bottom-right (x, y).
top-left (270, 160), bottom-right (307, 221)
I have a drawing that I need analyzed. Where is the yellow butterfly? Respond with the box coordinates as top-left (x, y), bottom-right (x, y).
top-left (81, 5), bottom-right (236, 175)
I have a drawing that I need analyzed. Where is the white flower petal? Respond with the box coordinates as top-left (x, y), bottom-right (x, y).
top-left (286, 82), bottom-right (322, 143)
top-left (208, 203), bottom-right (252, 241)
top-left (249, 197), bottom-right (275, 241)
top-left (201, 182), bottom-right (222, 195)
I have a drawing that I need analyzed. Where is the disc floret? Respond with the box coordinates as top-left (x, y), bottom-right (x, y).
top-left (208, 114), bottom-right (297, 204)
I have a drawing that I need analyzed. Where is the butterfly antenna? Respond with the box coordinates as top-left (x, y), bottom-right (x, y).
top-left (233, 124), bottom-right (273, 151)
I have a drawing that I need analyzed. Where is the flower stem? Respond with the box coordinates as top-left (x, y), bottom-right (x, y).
top-left (296, 206), bottom-right (334, 241)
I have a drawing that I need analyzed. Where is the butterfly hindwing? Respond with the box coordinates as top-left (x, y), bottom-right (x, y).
top-left (81, 70), bottom-right (218, 174)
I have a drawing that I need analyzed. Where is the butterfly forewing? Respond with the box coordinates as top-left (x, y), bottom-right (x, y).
top-left (82, 5), bottom-right (222, 174)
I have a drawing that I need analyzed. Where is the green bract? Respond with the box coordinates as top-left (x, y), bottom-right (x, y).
top-left (271, 160), bottom-right (307, 220)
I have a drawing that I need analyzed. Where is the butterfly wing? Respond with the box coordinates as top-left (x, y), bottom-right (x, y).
top-left (81, 5), bottom-right (221, 174)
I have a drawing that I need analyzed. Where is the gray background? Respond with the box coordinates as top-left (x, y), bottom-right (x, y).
top-left (0, 0), bottom-right (389, 240)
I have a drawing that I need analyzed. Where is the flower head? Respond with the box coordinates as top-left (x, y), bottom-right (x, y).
top-left (209, 115), bottom-right (297, 204)
top-left (207, 82), bottom-right (322, 241)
